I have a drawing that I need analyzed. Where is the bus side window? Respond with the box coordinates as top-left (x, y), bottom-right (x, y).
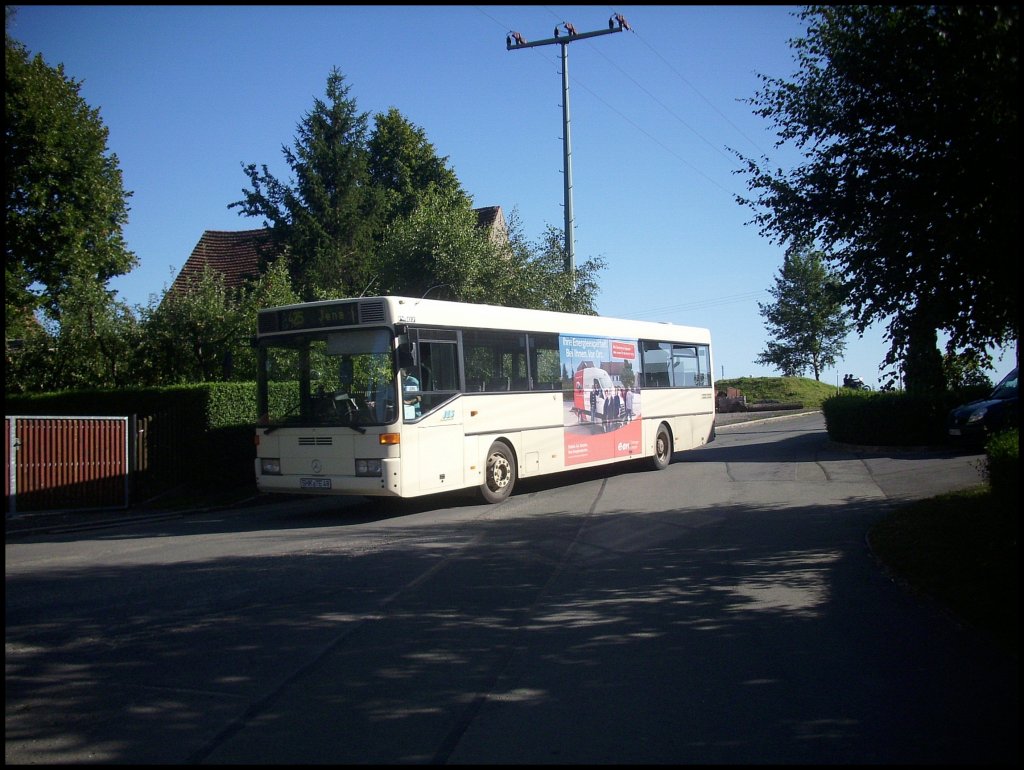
top-left (413, 340), bottom-right (460, 416)
top-left (527, 332), bottom-right (561, 391)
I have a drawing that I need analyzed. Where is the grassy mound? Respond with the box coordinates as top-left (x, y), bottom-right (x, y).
top-left (716, 376), bottom-right (840, 409)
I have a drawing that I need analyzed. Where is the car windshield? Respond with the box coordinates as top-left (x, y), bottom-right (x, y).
top-left (990, 368), bottom-right (1018, 399)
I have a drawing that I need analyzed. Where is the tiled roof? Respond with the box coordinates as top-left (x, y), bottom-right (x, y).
top-left (476, 205), bottom-right (508, 244)
top-left (169, 228), bottom-right (273, 297)
top-left (476, 206), bottom-right (501, 230)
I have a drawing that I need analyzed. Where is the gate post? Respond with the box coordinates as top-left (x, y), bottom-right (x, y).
top-left (5, 417), bottom-right (16, 517)
top-left (127, 413), bottom-right (137, 508)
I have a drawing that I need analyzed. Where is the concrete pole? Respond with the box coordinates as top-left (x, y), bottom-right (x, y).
top-left (506, 23), bottom-right (624, 280)
top-left (560, 42), bottom-right (574, 276)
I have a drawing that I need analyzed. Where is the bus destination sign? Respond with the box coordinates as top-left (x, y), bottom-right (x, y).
top-left (274, 301), bottom-right (359, 332)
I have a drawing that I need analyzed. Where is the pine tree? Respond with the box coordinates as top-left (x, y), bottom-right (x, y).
top-left (755, 244), bottom-right (850, 380)
top-left (230, 68), bottom-right (377, 300)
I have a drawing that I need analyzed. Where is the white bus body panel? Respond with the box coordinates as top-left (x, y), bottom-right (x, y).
top-left (255, 296), bottom-right (714, 500)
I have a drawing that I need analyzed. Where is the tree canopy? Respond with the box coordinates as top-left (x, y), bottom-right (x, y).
top-left (756, 243), bottom-right (850, 380)
top-left (231, 67), bottom-right (605, 314)
top-left (368, 106), bottom-right (469, 222)
top-left (5, 27), bottom-right (136, 334)
top-left (5, 49), bottom-right (606, 395)
top-left (230, 68), bottom-right (377, 301)
top-left (736, 6), bottom-right (1018, 391)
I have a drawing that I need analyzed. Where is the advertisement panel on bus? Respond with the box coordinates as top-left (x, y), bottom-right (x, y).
top-left (560, 334), bottom-right (642, 465)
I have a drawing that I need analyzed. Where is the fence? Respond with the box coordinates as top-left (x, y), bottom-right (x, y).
top-left (6, 416), bottom-right (129, 516)
top-left (5, 413), bottom-right (197, 516)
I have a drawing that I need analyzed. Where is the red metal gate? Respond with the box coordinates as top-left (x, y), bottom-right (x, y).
top-left (5, 416), bottom-right (129, 516)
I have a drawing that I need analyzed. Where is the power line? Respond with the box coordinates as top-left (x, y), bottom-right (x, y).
top-left (626, 19), bottom-right (772, 159)
top-left (477, 7), bottom-right (755, 201)
top-left (613, 289), bottom-right (769, 320)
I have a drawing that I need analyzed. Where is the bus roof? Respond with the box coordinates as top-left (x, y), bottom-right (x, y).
top-left (257, 295), bottom-right (711, 344)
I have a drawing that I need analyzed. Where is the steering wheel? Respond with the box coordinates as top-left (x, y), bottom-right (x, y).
top-left (333, 392), bottom-right (360, 419)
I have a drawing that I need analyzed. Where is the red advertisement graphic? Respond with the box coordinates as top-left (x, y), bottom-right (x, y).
top-left (559, 334), bottom-right (642, 466)
top-left (611, 341), bottom-right (636, 360)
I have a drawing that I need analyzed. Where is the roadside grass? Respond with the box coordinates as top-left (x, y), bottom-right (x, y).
top-left (869, 485), bottom-right (1018, 654)
top-left (716, 376), bottom-right (840, 409)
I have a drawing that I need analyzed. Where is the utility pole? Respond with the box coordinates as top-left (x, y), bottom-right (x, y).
top-left (507, 16), bottom-right (629, 277)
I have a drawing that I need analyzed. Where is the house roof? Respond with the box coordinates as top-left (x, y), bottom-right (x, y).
top-left (169, 228), bottom-right (272, 297)
top-left (475, 205), bottom-right (507, 244)
top-left (475, 205), bottom-right (501, 230)
top-left (169, 206), bottom-right (507, 298)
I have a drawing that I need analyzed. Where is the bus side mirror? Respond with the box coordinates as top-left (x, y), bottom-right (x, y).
top-left (397, 343), bottom-right (416, 367)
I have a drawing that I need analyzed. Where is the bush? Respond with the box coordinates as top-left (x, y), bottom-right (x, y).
top-left (822, 391), bottom-right (959, 446)
top-left (984, 428), bottom-right (1019, 511)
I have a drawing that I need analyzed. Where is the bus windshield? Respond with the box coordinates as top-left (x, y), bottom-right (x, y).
top-left (257, 328), bottom-right (397, 429)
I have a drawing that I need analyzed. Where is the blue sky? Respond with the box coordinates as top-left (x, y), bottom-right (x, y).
top-left (9, 5), bottom-right (1016, 389)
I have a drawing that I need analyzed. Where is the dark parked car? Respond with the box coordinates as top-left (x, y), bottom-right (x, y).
top-left (947, 367), bottom-right (1018, 446)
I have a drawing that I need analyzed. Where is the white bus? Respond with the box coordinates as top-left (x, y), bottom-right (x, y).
top-left (254, 296), bottom-right (714, 503)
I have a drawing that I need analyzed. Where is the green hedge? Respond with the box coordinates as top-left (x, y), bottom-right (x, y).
top-left (6, 382), bottom-right (260, 428)
top-left (6, 382), bottom-right (261, 489)
top-left (10, 385), bottom-right (189, 421)
top-left (821, 391), bottom-right (970, 446)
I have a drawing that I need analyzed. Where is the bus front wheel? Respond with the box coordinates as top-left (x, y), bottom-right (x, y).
top-left (651, 424), bottom-right (672, 471)
top-left (480, 441), bottom-right (516, 504)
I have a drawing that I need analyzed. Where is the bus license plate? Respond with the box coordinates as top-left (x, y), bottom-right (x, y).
top-left (300, 478), bottom-right (331, 489)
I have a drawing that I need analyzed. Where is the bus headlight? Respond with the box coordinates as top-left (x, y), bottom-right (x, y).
top-left (355, 458), bottom-right (383, 477)
top-left (261, 458), bottom-right (281, 475)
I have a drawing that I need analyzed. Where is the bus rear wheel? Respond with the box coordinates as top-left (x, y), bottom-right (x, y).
top-left (480, 441), bottom-right (516, 503)
top-left (651, 424), bottom-right (672, 471)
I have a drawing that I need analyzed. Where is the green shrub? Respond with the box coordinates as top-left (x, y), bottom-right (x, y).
top-left (822, 391), bottom-right (958, 446)
top-left (205, 381), bottom-right (259, 427)
top-left (984, 428), bottom-right (1019, 512)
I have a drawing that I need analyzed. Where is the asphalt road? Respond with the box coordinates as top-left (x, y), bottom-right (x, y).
top-left (5, 412), bottom-right (1017, 764)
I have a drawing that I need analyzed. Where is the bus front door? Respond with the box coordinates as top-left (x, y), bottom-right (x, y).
top-left (413, 404), bottom-right (465, 493)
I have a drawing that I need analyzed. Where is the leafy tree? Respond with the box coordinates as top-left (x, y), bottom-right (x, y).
top-left (368, 107), bottom-right (468, 222)
top-left (942, 347), bottom-right (994, 391)
top-left (230, 67), bottom-right (378, 301)
top-left (4, 279), bottom-right (143, 393)
top-left (139, 259), bottom-right (298, 386)
top-left (375, 187), bottom-right (494, 301)
top-left (506, 220), bottom-right (605, 314)
top-left (467, 214), bottom-right (605, 315)
top-left (141, 266), bottom-right (251, 384)
top-left (5, 319), bottom-right (58, 394)
top-left (755, 243), bottom-right (850, 380)
top-left (231, 257), bottom-right (299, 379)
top-left (5, 27), bottom-right (136, 333)
top-left (735, 6), bottom-right (1018, 393)
top-left (52, 277), bottom-right (144, 389)
top-left (231, 66), bottom-right (605, 318)
top-left (370, 196), bottom-right (606, 314)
